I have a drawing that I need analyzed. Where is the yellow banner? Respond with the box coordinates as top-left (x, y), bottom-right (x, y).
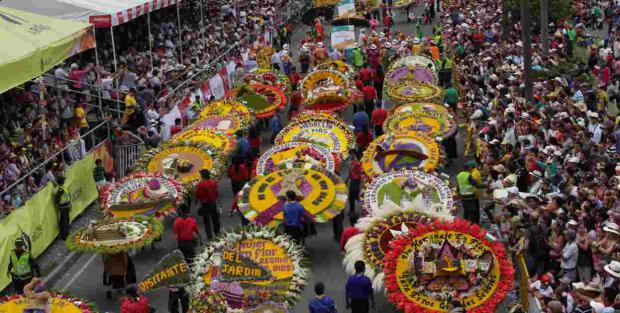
top-left (0, 155), bottom-right (98, 291)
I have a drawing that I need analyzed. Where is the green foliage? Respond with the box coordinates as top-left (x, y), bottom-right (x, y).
top-left (502, 0), bottom-right (573, 23)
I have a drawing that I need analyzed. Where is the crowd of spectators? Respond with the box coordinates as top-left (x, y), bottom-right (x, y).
top-left (441, 0), bottom-right (620, 311)
top-left (0, 0), bottom-right (306, 217)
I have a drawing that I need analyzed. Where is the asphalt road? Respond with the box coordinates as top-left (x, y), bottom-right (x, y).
top-left (48, 8), bottom-right (454, 313)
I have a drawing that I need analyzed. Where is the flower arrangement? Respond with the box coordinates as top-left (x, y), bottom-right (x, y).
top-left (240, 68), bottom-right (292, 95)
top-left (383, 109), bottom-right (456, 140)
top-left (383, 219), bottom-right (515, 313)
top-left (238, 163), bottom-right (347, 226)
top-left (190, 227), bottom-right (309, 312)
top-left (362, 170), bottom-right (454, 216)
top-left (100, 172), bottom-right (184, 218)
top-left (66, 215), bottom-right (164, 254)
top-left (134, 141), bottom-right (223, 185)
top-left (360, 131), bottom-right (442, 180)
top-left (0, 293), bottom-right (99, 313)
top-left (190, 289), bottom-right (228, 313)
top-left (313, 60), bottom-right (355, 78)
top-left (192, 113), bottom-right (248, 137)
top-left (254, 142), bottom-right (340, 176)
top-left (227, 83), bottom-right (287, 119)
top-left (389, 55), bottom-right (437, 73)
top-left (275, 115), bottom-right (355, 159)
top-left (390, 102), bottom-right (451, 117)
top-left (172, 129), bottom-right (235, 156)
top-left (300, 70), bottom-right (349, 96)
top-left (386, 64), bottom-right (438, 86)
top-left (386, 82), bottom-right (444, 104)
top-left (197, 99), bottom-right (255, 127)
top-left (343, 198), bottom-right (453, 292)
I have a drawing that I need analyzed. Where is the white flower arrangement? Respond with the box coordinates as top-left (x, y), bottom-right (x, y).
top-left (190, 227), bottom-right (309, 312)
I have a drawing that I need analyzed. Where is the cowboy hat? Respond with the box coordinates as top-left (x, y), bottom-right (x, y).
top-left (603, 222), bottom-right (620, 236)
top-left (370, 44), bottom-right (377, 50)
top-left (573, 102), bottom-right (587, 112)
top-left (530, 170), bottom-right (543, 179)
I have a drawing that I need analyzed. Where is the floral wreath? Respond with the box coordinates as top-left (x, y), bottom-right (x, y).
top-left (383, 109), bottom-right (456, 140)
top-left (198, 99), bottom-right (255, 126)
top-left (66, 215), bottom-right (164, 254)
top-left (383, 220), bottom-right (514, 313)
top-left (299, 70), bottom-right (352, 106)
top-left (390, 55), bottom-right (437, 73)
top-left (192, 113), bottom-right (249, 137)
top-left (134, 141), bottom-right (223, 185)
top-left (240, 68), bottom-right (292, 96)
top-left (253, 142), bottom-right (340, 176)
top-left (190, 289), bottom-right (228, 313)
top-left (190, 227), bottom-right (309, 312)
top-left (227, 83), bottom-right (287, 119)
top-left (0, 293), bottom-right (99, 313)
top-left (360, 131), bottom-right (442, 180)
top-left (275, 116), bottom-right (356, 159)
top-left (238, 163), bottom-right (347, 226)
top-left (386, 64), bottom-right (438, 86)
top-left (386, 82), bottom-right (444, 104)
top-left (312, 60), bottom-right (355, 78)
top-left (100, 172), bottom-right (184, 218)
top-left (343, 198), bottom-right (453, 292)
top-left (390, 102), bottom-right (451, 117)
top-left (172, 129), bottom-right (236, 156)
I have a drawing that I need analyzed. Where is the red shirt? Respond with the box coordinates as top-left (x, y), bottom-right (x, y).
top-left (362, 85), bottom-right (376, 102)
top-left (228, 164), bottom-right (249, 182)
top-left (340, 226), bottom-right (361, 251)
top-left (355, 79), bottom-right (364, 91)
top-left (349, 160), bottom-right (362, 180)
top-left (359, 68), bottom-right (372, 83)
top-left (173, 217), bottom-right (199, 242)
top-left (170, 125), bottom-right (182, 136)
top-left (290, 90), bottom-right (303, 107)
top-left (371, 108), bottom-right (388, 126)
top-left (249, 136), bottom-right (261, 149)
top-left (356, 131), bottom-right (373, 148)
top-left (195, 179), bottom-right (218, 203)
top-left (288, 72), bottom-right (301, 87)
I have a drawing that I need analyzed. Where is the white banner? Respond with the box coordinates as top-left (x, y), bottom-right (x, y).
top-left (331, 25), bottom-right (355, 50)
top-left (337, 0), bottom-right (356, 18)
top-left (209, 75), bottom-right (226, 99)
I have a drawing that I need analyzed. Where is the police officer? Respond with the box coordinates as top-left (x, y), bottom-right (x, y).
top-left (436, 54), bottom-right (453, 87)
top-left (456, 161), bottom-right (486, 224)
top-left (7, 238), bottom-right (39, 294)
top-left (56, 177), bottom-right (71, 240)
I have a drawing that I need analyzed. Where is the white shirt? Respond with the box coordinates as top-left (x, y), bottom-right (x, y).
top-left (529, 281), bottom-right (554, 298)
top-left (560, 241), bottom-right (578, 269)
top-left (589, 122), bottom-right (603, 144)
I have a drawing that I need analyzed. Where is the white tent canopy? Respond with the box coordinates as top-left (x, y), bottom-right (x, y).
top-left (1, 0), bottom-right (179, 28)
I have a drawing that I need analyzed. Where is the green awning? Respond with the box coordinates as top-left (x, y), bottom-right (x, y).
top-left (0, 6), bottom-right (95, 93)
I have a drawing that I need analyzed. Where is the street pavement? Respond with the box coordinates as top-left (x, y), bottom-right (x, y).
top-left (44, 7), bottom-right (461, 313)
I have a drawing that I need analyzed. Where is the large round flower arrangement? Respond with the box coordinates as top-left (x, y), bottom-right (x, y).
top-left (240, 68), bottom-right (292, 95)
top-left (0, 293), bottom-right (99, 313)
top-left (390, 55), bottom-right (437, 73)
top-left (383, 220), bottom-right (514, 313)
top-left (363, 170), bottom-right (454, 216)
top-left (172, 129), bottom-right (235, 157)
top-left (275, 115), bottom-right (355, 159)
top-left (100, 172), bottom-right (184, 218)
top-left (135, 142), bottom-right (222, 185)
top-left (343, 198), bottom-right (453, 292)
top-left (198, 99), bottom-right (255, 127)
top-left (190, 228), bottom-right (309, 312)
top-left (361, 131), bottom-right (442, 180)
top-left (383, 110), bottom-right (457, 140)
top-left (254, 142), bottom-right (339, 176)
top-left (192, 114), bottom-right (248, 137)
top-left (239, 163), bottom-right (347, 227)
top-left (386, 82), bottom-right (444, 104)
top-left (386, 65), bottom-right (438, 86)
top-left (313, 60), bottom-right (355, 78)
top-left (299, 69), bottom-right (359, 111)
top-left (66, 216), bottom-right (164, 254)
top-left (228, 84), bottom-right (287, 119)
top-left (390, 102), bottom-right (451, 117)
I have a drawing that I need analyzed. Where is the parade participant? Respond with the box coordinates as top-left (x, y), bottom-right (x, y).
top-left (362, 82), bottom-right (377, 117)
top-left (314, 18), bottom-right (325, 42)
top-left (457, 161), bottom-right (486, 224)
top-left (56, 176), bottom-right (71, 240)
top-left (346, 152), bottom-right (362, 215)
top-left (299, 44), bottom-right (312, 74)
top-left (367, 45), bottom-right (381, 69)
top-left (248, 128), bottom-right (262, 160)
top-left (103, 252), bottom-right (128, 299)
top-left (283, 191), bottom-right (306, 243)
top-left (120, 286), bottom-right (150, 313)
top-left (93, 159), bottom-right (107, 189)
top-left (370, 103), bottom-right (387, 137)
top-left (340, 213), bottom-right (360, 252)
top-left (195, 169), bottom-right (220, 240)
top-left (309, 282), bottom-right (338, 313)
top-left (22, 278), bottom-right (51, 313)
top-left (173, 203), bottom-right (201, 262)
top-left (345, 261), bottom-right (375, 313)
top-left (352, 43), bottom-right (364, 70)
top-left (436, 54), bottom-right (453, 87)
top-left (270, 113), bottom-right (283, 144)
top-left (168, 286), bottom-right (190, 313)
top-left (235, 130), bottom-right (251, 164)
top-left (313, 42), bottom-right (328, 65)
top-left (8, 238), bottom-right (39, 295)
top-left (227, 157), bottom-right (250, 197)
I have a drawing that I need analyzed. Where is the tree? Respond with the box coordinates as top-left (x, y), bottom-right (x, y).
top-left (502, 0), bottom-right (572, 23)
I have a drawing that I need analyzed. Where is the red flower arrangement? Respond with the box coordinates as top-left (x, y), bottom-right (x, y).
top-left (382, 219), bottom-right (514, 313)
top-left (1, 293), bottom-right (99, 313)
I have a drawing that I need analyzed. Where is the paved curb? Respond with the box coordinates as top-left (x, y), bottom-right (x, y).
top-left (44, 251), bottom-right (83, 288)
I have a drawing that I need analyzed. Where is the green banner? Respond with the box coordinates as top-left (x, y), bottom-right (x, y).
top-left (0, 155), bottom-right (98, 291)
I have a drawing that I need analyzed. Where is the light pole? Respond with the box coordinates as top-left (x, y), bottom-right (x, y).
top-left (540, 0), bottom-right (549, 56)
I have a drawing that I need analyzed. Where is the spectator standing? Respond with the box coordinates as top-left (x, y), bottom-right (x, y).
top-left (345, 261), bottom-right (375, 313)
top-left (560, 229), bottom-right (579, 285)
top-left (309, 282), bottom-right (338, 313)
top-left (195, 169), bottom-right (220, 240)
